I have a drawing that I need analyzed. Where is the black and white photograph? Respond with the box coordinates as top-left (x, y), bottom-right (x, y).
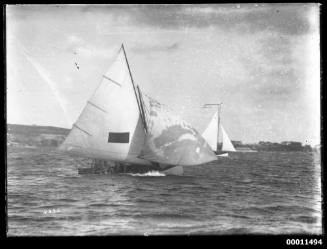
top-left (6, 4), bottom-right (322, 236)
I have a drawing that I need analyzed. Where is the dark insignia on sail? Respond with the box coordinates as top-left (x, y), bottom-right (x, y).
top-left (108, 132), bottom-right (129, 143)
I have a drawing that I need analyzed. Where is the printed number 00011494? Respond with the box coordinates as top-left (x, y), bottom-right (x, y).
top-left (286, 239), bottom-right (322, 246)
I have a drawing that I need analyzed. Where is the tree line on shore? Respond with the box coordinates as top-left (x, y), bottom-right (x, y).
top-left (228, 141), bottom-right (315, 152)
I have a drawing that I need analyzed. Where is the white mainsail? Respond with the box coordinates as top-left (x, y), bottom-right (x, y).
top-left (221, 125), bottom-right (236, 152)
top-left (59, 46), bottom-right (150, 165)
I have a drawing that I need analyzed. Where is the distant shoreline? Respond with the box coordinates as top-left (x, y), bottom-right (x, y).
top-left (6, 123), bottom-right (318, 152)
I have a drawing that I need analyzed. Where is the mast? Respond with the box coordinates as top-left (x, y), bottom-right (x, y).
top-left (217, 103), bottom-right (221, 152)
top-left (121, 44), bottom-right (148, 133)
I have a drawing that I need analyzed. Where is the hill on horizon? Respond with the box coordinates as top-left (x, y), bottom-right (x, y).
top-left (7, 123), bottom-right (70, 136)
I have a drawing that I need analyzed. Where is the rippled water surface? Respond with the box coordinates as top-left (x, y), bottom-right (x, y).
top-left (7, 147), bottom-right (322, 235)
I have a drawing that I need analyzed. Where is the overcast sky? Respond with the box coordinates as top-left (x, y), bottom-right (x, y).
top-left (6, 4), bottom-right (320, 145)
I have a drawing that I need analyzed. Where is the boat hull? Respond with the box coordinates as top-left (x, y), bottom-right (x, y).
top-left (77, 161), bottom-right (183, 176)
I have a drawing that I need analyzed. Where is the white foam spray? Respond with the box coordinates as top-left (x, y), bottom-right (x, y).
top-left (123, 171), bottom-right (166, 177)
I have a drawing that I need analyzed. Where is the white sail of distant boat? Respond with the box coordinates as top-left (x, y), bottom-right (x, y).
top-left (202, 111), bottom-right (218, 152)
top-left (59, 44), bottom-right (217, 174)
top-left (221, 124), bottom-right (236, 152)
top-left (202, 110), bottom-right (236, 156)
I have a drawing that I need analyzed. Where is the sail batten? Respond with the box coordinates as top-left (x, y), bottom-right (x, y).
top-left (73, 124), bottom-right (92, 136)
top-left (102, 75), bottom-right (122, 87)
top-left (87, 101), bottom-right (107, 113)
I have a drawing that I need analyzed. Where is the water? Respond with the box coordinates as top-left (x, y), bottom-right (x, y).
top-left (7, 147), bottom-right (322, 235)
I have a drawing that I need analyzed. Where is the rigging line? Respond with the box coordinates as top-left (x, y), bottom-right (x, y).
top-left (141, 96), bottom-right (151, 126)
top-left (137, 86), bottom-right (148, 132)
top-left (143, 100), bottom-right (150, 117)
top-left (142, 92), bottom-right (180, 113)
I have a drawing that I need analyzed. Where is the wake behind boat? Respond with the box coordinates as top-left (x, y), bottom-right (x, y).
top-left (58, 44), bottom-right (217, 175)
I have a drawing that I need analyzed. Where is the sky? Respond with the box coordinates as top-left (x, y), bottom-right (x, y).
top-left (6, 4), bottom-right (320, 145)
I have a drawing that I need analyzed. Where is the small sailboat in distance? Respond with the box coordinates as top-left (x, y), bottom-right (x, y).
top-left (202, 105), bottom-right (236, 157)
top-left (59, 44), bottom-right (217, 175)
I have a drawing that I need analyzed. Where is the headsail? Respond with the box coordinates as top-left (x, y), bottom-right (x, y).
top-left (202, 111), bottom-right (219, 151)
top-left (221, 125), bottom-right (236, 152)
top-left (59, 46), bottom-right (149, 165)
top-left (138, 95), bottom-right (217, 166)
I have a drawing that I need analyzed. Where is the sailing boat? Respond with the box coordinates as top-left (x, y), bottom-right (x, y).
top-left (202, 110), bottom-right (236, 157)
top-left (59, 44), bottom-right (217, 175)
